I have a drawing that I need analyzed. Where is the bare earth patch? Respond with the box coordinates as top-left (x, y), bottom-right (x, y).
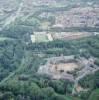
top-left (51, 62), bottom-right (79, 72)
top-left (38, 56), bottom-right (81, 80)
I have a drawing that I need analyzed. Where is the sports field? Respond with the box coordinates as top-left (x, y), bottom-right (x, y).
top-left (31, 33), bottom-right (53, 43)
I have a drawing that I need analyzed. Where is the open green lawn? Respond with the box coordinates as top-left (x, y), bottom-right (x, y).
top-left (35, 34), bottom-right (49, 42)
top-left (0, 37), bottom-right (13, 41)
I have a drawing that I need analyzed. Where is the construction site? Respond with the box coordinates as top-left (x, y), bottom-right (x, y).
top-left (38, 55), bottom-right (99, 94)
top-left (38, 56), bottom-right (86, 80)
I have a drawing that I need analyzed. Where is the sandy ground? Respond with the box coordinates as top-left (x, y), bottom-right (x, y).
top-left (50, 62), bottom-right (79, 73)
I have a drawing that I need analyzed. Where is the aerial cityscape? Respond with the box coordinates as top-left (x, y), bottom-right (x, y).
top-left (0, 0), bottom-right (99, 100)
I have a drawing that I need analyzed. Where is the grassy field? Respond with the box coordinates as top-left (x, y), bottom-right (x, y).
top-left (88, 89), bottom-right (99, 100)
top-left (0, 37), bottom-right (13, 41)
top-left (35, 34), bottom-right (49, 42)
top-left (31, 33), bottom-right (53, 43)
